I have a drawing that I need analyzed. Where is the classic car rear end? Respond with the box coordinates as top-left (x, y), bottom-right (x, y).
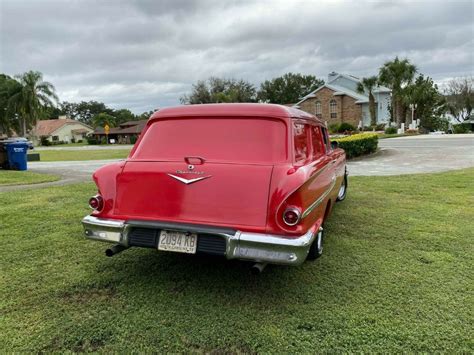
top-left (82, 104), bottom-right (347, 268)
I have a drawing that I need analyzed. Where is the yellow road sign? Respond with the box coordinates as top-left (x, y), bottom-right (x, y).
top-left (104, 124), bottom-right (110, 135)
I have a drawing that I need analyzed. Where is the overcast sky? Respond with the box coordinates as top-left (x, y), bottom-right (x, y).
top-left (1, 0), bottom-right (473, 113)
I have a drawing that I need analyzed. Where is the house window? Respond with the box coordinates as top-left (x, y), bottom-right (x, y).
top-left (315, 101), bottom-right (322, 118)
top-left (52, 136), bottom-right (59, 141)
top-left (330, 100), bottom-right (337, 119)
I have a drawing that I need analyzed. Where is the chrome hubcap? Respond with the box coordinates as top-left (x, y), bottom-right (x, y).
top-left (338, 179), bottom-right (346, 199)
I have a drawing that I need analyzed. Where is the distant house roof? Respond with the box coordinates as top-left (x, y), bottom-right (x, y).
top-left (119, 120), bottom-right (142, 127)
top-left (93, 120), bottom-right (148, 136)
top-left (33, 119), bottom-right (93, 137)
top-left (118, 120), bottom-right (148, 134)
top-left (293, 72), bottom-right (391, 108)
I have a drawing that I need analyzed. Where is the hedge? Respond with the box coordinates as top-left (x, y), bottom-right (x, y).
top-left (333, 133), bottom-right (378, 159)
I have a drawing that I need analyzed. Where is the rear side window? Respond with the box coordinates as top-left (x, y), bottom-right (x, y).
top-left (293, 122), bottom-right (309, 163)
top-left (311, 126), bottom-right (325, 158)
top-left (132, 118), bottom-right (287, 163)
top-left (321, 126), bottom-right (330, 151)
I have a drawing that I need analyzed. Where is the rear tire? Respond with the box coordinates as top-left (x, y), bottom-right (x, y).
top-left (307, 227), bottom-right (324, 261)
top-left (336, 172), bottom-right (348, 202)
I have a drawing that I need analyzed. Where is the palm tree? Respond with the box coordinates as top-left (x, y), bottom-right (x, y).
top-left (357, 76), bottom-right (379, 127)
top-left (379, 57), bottom-right (417, 126)
top-left (8, 70), bottom-right (58, 136)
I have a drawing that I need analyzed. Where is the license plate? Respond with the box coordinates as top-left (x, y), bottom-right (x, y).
top-left (158, 230), bottom-right (197, 254)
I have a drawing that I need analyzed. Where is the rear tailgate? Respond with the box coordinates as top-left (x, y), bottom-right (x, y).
top-left (114, 161), bottom-right (273, 227)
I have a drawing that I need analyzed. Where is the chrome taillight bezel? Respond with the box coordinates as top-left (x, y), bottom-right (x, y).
top-left (88, 194), bottom-right (104, 212)
top-left (283, 207), bottom-right (302, 226)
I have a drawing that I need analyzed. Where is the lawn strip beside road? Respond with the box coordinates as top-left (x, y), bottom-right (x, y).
top-left (30, 149), bottom-right (131, 162)
top-left (0, 168), bottom-right (472, 352)
top-left (0, 170), bottom-right (59, 186)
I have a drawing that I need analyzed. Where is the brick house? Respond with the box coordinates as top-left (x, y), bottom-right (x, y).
top-left (294, 72), bottom-right (391, 127)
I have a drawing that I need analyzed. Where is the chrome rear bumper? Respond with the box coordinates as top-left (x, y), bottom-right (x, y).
top-left (82, 215), bottom-right (317, 266)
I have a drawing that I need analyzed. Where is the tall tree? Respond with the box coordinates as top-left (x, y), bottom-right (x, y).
top-left (379, 57), bottom-right (417, 126)
top-left (180, 77), bottom-right (257, 104)
top-left (257, 73), bottom-right (324, 104)
top-left (0, 74), bottom-right (22, 135)
top-left (60, 100), bottom-right (113, 125)
top-left (356, 76), bottom-right (379, 126)
top-left (403, 75), bottom-right (447, 131)
top-left (92, 112), bottom-right (117, 128)
top-left (444, 76), bottom-right (473, 123)
top-left (136, 110), bottom-right (156, 120)
top-left (7, 70), bottom-right (58, 136)
top-left (113, 108), bottom-right (136, 124)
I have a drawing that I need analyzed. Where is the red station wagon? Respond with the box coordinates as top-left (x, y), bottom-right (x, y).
top-left (82, 104), bottom-right (347, 271)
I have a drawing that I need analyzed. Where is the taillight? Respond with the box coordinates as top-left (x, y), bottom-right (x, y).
top-left (283, 207), bottom-right (301, 226)
top-left (89, 194), bottom-right (104, 211)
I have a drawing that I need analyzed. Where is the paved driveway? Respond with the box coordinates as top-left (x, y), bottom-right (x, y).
top-left (2, 134), bottom-right (471, 192)
top-left (348, 134), bottom-right (474, 176)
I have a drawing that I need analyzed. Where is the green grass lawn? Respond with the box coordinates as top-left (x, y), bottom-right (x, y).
top-left (0, 170), bottom-right (59, 186)
top-left (30, 149), bottom-right (131, 162)
top-left (0, 169), bottom-right (472, 352)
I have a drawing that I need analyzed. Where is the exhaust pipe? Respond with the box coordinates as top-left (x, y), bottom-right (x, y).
top-left (251, 262), bottom-right (267, 275)
top-left (105, 244), bottom-right (129, 257)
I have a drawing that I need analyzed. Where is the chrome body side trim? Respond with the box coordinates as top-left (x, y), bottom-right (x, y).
top-left (301, 176), bottom-right (337, 219)
top-left (82, 215), bottom-right (318, 266)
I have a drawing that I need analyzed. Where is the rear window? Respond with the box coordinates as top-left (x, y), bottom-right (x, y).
top-left (132, 117), bottom-right (287, 163)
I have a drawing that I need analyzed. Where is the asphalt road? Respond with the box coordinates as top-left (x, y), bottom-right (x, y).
top-left (2, 134), bottom-right (471, 192)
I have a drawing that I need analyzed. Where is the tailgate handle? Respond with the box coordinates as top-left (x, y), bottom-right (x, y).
top-left (184, 156), bottom-right (206, 165)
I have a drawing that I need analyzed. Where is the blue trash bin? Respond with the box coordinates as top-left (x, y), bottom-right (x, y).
top-left (5, 142), bottom-right (28, 170)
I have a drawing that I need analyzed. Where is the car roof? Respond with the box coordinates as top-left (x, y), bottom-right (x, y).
top-left (149, 103), bottom-right (323, 125)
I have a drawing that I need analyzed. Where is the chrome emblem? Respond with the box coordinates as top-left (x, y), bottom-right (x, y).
top-left (167, 174), bottom-right (211, 185)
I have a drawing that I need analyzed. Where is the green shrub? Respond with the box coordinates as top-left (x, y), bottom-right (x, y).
top-left (328, 123), bottom-right (340, 134)
top-left (375, 124), bottom-right (386, 131)
top-left (86, 137), bottom-right (98, 145)
top-left (453, 123), bottom-right (471, 134)
top-left (333, 133), bottom-right (378, 159)
top-left (338, 122), bottom-right (356, 133)
top-left (130, 135), bottom-right (138, 144)
top-left (384, 126), bottom-right (397, 134)
top-left (40, 136), bottom-right (51, 146)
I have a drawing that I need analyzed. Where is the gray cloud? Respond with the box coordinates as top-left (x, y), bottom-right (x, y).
top-left (1, 0), bottom-right (473, 113)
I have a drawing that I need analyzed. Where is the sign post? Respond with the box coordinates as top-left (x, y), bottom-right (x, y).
top-left (104, 124), bottom-right (110, 144)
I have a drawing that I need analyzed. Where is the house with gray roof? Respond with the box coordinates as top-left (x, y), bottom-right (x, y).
top-left (294, 72), bottom-right (391, 127)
